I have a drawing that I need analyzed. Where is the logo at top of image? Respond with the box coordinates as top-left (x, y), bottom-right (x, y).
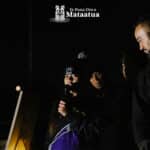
top-left (49, 5), bottom-right (100, 23)
top-left (50, 5), bottom-right (70, 23)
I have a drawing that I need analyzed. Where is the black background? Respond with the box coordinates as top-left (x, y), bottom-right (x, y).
top-left (0, 0), bottom-right (149, 139)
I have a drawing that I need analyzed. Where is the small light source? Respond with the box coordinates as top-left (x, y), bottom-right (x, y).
top-left (16, 85), bottom-right (21, 92)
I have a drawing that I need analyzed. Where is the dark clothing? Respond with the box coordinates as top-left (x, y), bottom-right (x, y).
top-left (99, 85), bottom-right (121, 150)
top-left (74, 85), bottom-right (112, 150)
top-left (132, 57), bottom-right (150, 150)
top-left (45, 84), bottom-right (108, 150)
top-left (100, 78), bottom-right (138, 150)
top-left (44, 97), bottom-right (74, 149)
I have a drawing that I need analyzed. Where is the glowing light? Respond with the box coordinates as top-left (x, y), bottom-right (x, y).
top-left (15, 85), bottom-right (21, 92)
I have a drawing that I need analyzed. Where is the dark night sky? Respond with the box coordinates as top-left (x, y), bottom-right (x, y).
top-left (0, 0), bottom-right (149, 137)
top-left (33, 0), bottom-right (149, 87)
top-left (1, 0), bottom-right (149, 89)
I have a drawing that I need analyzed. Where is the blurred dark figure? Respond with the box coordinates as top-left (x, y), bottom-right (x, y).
top-left (44, 51), bottom-right (88, 150)
top-left (132, 16), bottom-right (150, 150)
top-left (97, 53), bottom-right (137, 150)
top-left (119, 53), bottom-right (138, 150)
top-left (44, 64), bottom-right (82, 148)
top-left (45, 52), bottom-right (109, 150)
top-left (78, 66), bottom-right (109, 150)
